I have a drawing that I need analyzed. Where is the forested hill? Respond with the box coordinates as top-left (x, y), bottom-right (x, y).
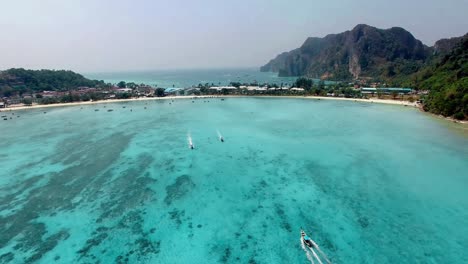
top-left (420, 36), bottom-right (468, 120)
top-left (0, 68), bottom-right (105, 97)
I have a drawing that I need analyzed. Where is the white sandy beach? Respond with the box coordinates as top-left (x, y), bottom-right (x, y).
top-left (0, 95), bottom-right (418, 112)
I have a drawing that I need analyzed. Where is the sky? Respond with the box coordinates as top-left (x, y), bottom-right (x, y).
top-left (1, 0), bottom-right (467, 72)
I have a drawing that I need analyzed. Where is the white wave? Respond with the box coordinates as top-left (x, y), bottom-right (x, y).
top-left (301, 238), bottom-right (317, 264)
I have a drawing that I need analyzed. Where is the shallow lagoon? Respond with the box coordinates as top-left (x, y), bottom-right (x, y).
top-left (0, 98), bottom-right (467, 263)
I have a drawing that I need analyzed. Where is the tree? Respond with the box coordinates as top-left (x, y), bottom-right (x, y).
top-left (116, 92), bottom-right (131, 99)
top-left (376, 89), bottom-right (384, 99)
top-left (22, 98), bottom-right (33, 106)
top-left (155, 88), bottom-right (165, 97)
top-left (293, 78), bottom-right (314, 90)
top-left (0, 86), bottom-right (13, 97)
top-left (126, 82), bottom-right (137, 89)
top-left (391, 91), bottom-right (398, 100)
top-left (318, 80), bottom-right (325, 90)
top-left (230, 82), bottom-right (241, 88)
top-left (117, 81), bottom-right (126, 88)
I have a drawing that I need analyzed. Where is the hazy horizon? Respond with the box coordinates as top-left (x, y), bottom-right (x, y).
top-left (1, 0), bottom-right (467, 72)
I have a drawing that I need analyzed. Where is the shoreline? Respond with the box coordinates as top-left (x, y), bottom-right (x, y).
top-left (1, 95), bottom-right (466, 124)
top-left (0, 95), bottom-right (418, 111)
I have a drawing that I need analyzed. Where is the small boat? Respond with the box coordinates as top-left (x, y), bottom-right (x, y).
top-left (107, 109), bottom-right (113, 112)
top-left (95, 109), bottom-right (99, 111)
top-left (220, 136), bottom-right (224, 142)
top-left (188, 136), bottom-right (195, 149)
top-left (301, 230), bottom-right (318, 249)
top-left (301, 229), bottom-right (332, 264)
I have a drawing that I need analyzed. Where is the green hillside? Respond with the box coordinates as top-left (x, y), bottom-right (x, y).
top-left (0, 68), bottom-right (105, 97)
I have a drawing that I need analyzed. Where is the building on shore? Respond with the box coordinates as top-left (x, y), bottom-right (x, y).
top-left (164, 88), bottom-right (184, 96)
top-left (209, 86), bottom-right (237, 91)
top-left (361, 88), bottom-right (413, 95)
top-left (290, 87), bottom-right (305, 92)
top-left (184, 88), bottom-right (200, 95)
top-left (136, 86), bottom-right (155, 97)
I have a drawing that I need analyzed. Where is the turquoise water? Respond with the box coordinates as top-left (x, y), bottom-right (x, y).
top-left (1, 98), bottom-right (467, 263)
top-left (84, 68), bottom-right (298, 88)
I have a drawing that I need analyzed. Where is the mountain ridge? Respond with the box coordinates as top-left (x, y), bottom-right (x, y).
top-left (261, 24), bottom-right (453, 81)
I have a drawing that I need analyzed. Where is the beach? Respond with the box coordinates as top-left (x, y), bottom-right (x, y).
top-left (0, 95), bottom-right (418, 112)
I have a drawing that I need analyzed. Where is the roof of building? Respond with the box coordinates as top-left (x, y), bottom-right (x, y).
top-left (164, 88), bottom-right (184, 92)
top-left (209, 86), bottom-right (237, 90)
top-left (361, 87), bottom-right (412, 91)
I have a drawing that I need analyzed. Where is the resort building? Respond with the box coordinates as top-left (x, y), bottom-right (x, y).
top-left (183, 88), bottom-right (200, 95)
top-left (164, 87), bottom-right (184, 96)
top-left (136, 86), bottom-right (155, 97)
top-left (361, 87), bottom-right (413, 95)
top-left (290, 87), bottom-right (305, 92)
top-left (208, 86), bottom-right (237, 91)
top-left (115, 88), bottom-right (133, 93)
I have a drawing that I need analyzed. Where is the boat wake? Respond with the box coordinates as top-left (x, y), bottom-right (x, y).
top-left (301, 238), bottom-right (317, 264)
top-left (300, 230), bottom-right (332, 264)
top-left (216, 130), bottom-right (224, 142)
top-left (187, 132), bottom-right (194, 149)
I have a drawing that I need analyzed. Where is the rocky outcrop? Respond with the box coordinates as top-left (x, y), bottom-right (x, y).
top-left (433, 33), bottom-right (468, 55)
top-left (261, 24), bottom-right (430, 80)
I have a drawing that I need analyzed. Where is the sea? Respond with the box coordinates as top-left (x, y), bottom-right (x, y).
top-left (1, 70), bottom-right (468, 264)
top-left (84, 68), bottom-right (299, 88)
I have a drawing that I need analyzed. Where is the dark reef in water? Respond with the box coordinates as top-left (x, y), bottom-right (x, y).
top-left (0, 133), bottom-right (134, 262)
top-left (0, 132), bottom-right (164, 263)
top-left (169, 208), bottom-right (185, 227)
top-left (164, 175), bottom-right (195, 205)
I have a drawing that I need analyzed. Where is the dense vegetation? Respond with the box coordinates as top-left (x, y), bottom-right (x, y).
top-left (419, 38), bottom-right (468, 119)
top-left (0, 68), bottom-right (106, 97)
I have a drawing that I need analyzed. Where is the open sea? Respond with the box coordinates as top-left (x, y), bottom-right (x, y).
top-left (84, 68), bottom-right (299, 88)
top-left (1, 97), bottom-right (468, 264)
